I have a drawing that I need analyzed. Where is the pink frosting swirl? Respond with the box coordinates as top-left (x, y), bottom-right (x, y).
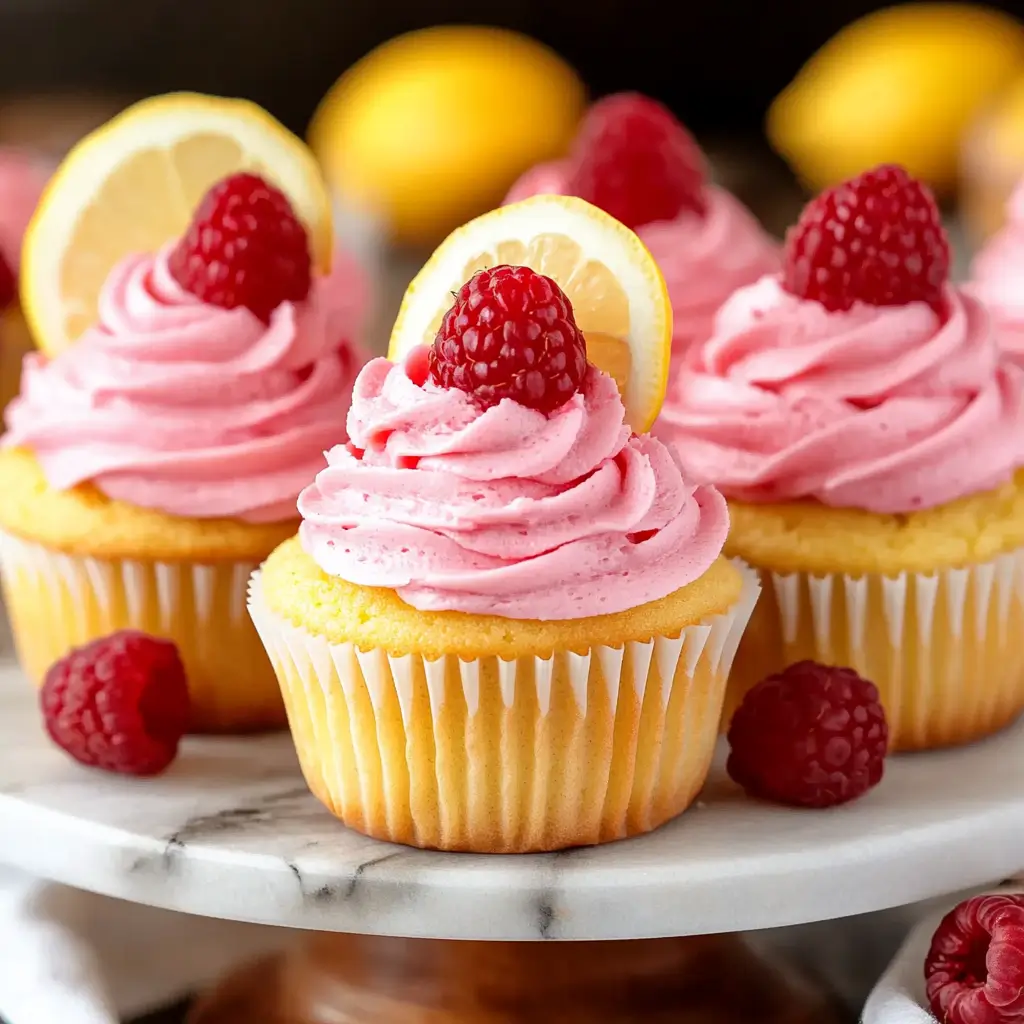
top-left (655, 275), bottom-right (1024, 513)
top-left (298, 356), bottom-right (729, 620)
top-left (503, 162), bottom-right (779, 352)
top-left (4, 248), bottom-right (368, 522)
top-left (970, 181), bottom-right (1024, 367)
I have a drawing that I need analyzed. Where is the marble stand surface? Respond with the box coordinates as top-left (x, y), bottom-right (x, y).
top-left (2, 650), bottom-right (1023, 942)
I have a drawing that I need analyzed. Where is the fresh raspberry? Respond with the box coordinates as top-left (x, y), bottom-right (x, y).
top-left (782, 164), bottom-right (950, 313)
top-left (0, 250), bottom-right (15, 311)
top-left (925, 894), bottom-right (1024, 1024)
top-left (40, 631), bottom-right (190, 776)
top-left (726, 660), bottom-right (888, 808)
top-left (168, 172), bottom-right (311, 323)
top-left (564, 92), bottom-right (707, 229)
top-left (428, 264), bottom-right (588, 414)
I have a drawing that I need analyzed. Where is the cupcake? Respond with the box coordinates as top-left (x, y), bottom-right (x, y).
top-left (656, 164), bottom-right (1024, 752)
top-left (970, 179), bottom-right (1024, 366)
top-left (0, 166), bottom-right (367, 732)
top-left (249, 260), bottom-right (759, 852)
top-left (504, 93), bottom-right (779, 356)
top-left (0, 150), bottom-right (46, 408)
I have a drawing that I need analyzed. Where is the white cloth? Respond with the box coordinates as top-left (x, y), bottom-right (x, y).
top-left (0, 866), bottom-right (297, 1024)
top-left (862, 880), bottom-right (1024, 1024)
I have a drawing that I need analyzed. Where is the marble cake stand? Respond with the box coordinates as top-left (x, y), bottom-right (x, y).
top-left (2, 661), bottom-right (1024, 1022)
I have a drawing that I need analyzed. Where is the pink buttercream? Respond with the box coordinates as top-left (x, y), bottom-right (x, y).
top-left (655, 275), bottom-right (1024, 514)
top-left (503, 162), bottom-right (779, 353)
top-left (4, 247), bottom-right (368, 523)
top-left (970, 180), bottom-right (1024, 367)
top-left (0, 150), bottom-right (46, 273)
top-left (298, 356), bottom-right (729, 620)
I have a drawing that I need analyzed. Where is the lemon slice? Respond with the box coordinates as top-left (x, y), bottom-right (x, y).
top-left (22, 92), bottom-right (333, 356)
top-left (387, 195), bottom-right (672, 433)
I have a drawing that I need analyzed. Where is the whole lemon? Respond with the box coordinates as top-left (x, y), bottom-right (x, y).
top-left (309, 26), bottom-right (586, 248)
top-left (768, 3), bottom-right (1024, 196)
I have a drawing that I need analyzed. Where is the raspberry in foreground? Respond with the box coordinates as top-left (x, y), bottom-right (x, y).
top-left (41, 630), bottom-right (190, 776)
top-left (925, 894), bottom-right (1024, 1024)
top-left (429, 264), bottom-right (588, 414)
top-left (726, 660), bottom-right (888, 808)
top-left (782, 163), bottom-right (950, 313)
top-left (565, 92), bottom-right (707, 229)
top-left (0, 250), bottom-right (14, 311)
top-left (168, 171), bottom-right (311, 323)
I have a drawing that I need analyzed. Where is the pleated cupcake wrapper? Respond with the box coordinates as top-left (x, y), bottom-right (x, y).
top-left (0, 530), bottom-right (285, 732)
top-left (727, 549), bottom-right (1024, 750)
top-left (247, 565), bottom-right (760, 853)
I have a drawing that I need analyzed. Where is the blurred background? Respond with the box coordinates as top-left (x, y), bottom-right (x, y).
top-left (6, 0), bottom-right (1024, 261)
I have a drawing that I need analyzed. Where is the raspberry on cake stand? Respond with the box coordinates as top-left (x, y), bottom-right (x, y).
top-left (2, 641), bottom-right (1024, 1022)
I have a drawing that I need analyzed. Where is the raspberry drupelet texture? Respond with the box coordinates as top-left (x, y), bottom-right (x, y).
top-left (726, 660), bottom-right (889, 808)
top-left (925, 894), bottom-right (1024, 1024)
top-left (782, 164), bottom-right (950, 313)
top-left (428, 264), bottom-right (588, 414)
top-left (40, 630), bottom-right (191, 776)
top-left (0, 250), bottom-right (14, 311)
top-left (565, 92), bottom-right (708, 229)
top-left (168, 171), bottom-right (312, 323)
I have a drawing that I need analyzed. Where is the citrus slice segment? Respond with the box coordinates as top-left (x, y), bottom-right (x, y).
top-left (22, 92), bottom-right (332, 356)
top-left (387, 194), bottom-right (672, 433)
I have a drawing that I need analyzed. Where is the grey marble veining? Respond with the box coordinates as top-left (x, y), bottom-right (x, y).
top-left (1, 657), bottom-right (1023, 941)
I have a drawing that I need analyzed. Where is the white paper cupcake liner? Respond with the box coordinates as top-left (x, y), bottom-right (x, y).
top-left (0, 530), bottom-right (284, 732)
top-left (728, 549), bottom-right (1024, 750)
top-left (248, 564), bottom-right (760, 852)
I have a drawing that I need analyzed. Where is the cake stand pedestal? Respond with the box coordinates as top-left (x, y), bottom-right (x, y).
top-left (186, 932), bottom-right (840, 1023)
top-left (3, 661), bottom-right (1024, 1022)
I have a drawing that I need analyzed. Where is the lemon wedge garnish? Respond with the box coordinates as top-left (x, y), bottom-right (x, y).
top-left (387, 195), bottom-right (672, 433)
top-left (22, 92), bottom-right (332, 356)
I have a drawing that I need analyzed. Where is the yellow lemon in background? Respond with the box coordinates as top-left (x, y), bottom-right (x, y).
top-left (768, 3), bottom-right (1024, 197)
top-left (308, 26), bottom-right (586, 249)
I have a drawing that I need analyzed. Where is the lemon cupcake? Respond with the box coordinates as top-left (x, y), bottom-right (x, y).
top-left (0, 150), bottom-right (46, 409)
top-left (249, 198), bottom-right (760, 852)
top-left (657, 164), bottom-right (1024, 752)
top-left (0, 95), bottom-right (368, 732)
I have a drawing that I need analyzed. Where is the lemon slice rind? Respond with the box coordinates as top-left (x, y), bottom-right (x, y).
top-left (22, 92), bottom-right (333, 356)
top-left (388, 195), bottom-right (672, 434)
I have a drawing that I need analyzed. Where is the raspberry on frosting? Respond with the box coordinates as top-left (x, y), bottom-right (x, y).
top-left (782, 164), bottom-right (950, 314)
top-left (429, 265), bottom-right (588, 415)
top-left (4, 247), bottom-right (368, 522)
top-left (502, 108), bottom-right (780, 356)
top-left (168, 171), bottom-right (312, 323)
top-left (654, 164), bottom-right (1024, 516)
top-left (565, 92), bottom-right (708, 228)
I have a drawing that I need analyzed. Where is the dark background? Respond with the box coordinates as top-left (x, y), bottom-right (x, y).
top-left (2, 0), bottom-right (1024, 138)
